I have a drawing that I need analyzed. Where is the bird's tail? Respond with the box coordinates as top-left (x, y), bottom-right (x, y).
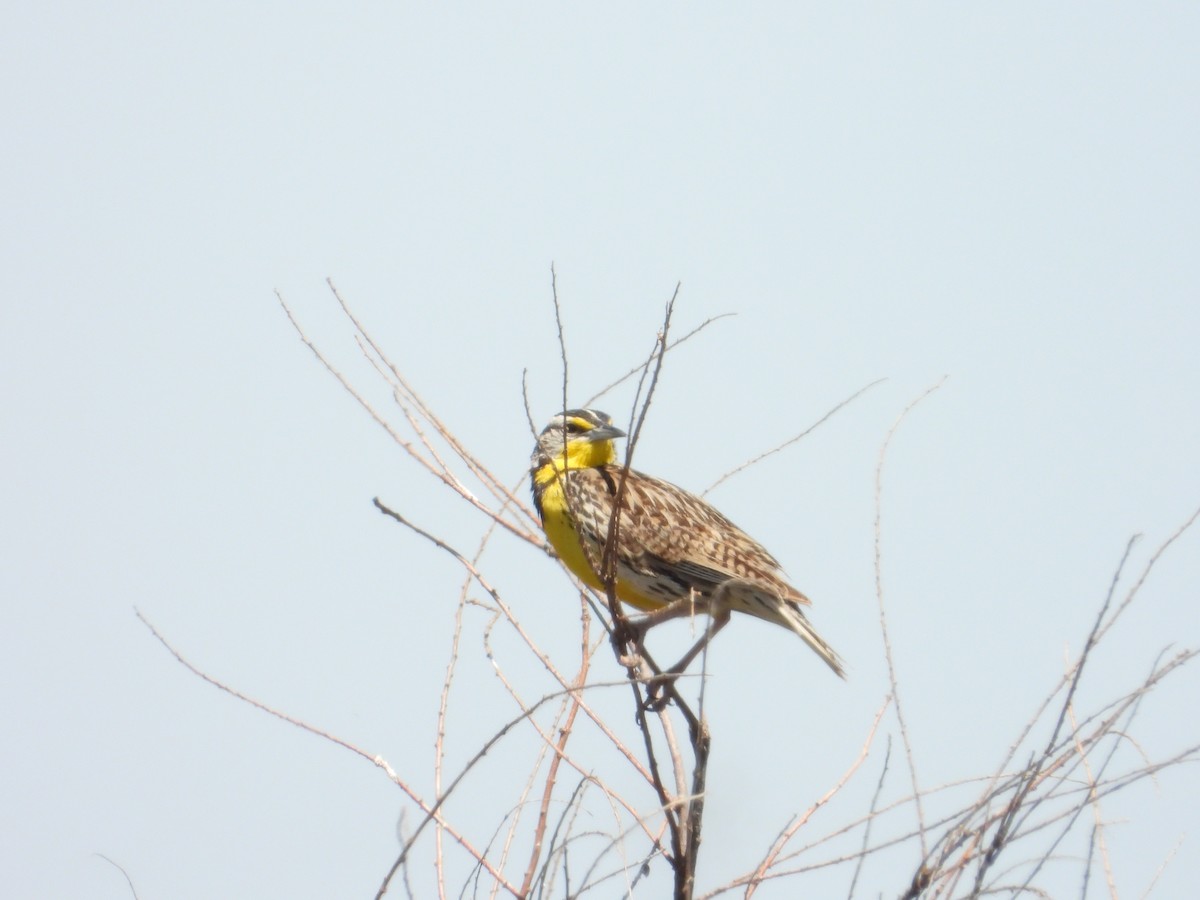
top-left (718, 581), bottom-right (846, 678)
top-left (774, 600), bottom-right (846, 678)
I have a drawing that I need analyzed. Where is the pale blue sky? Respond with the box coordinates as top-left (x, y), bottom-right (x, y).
top-left (3, 3), bottom-right (1198, 898)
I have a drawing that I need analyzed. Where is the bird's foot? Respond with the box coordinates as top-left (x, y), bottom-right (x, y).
top-left (642, 670), bottom-right (682, 711)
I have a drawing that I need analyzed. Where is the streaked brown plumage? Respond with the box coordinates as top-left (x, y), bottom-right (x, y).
top-left (530, 408), bottom-right (844, 677)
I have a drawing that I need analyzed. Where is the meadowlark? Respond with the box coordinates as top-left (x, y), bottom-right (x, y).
top-left (529, 408), bottom-right (844, 677)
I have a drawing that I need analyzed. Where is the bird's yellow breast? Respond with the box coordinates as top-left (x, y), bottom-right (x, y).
top-left (534, 461), bottom-right (661, 612)
top-left (536, 473), bottom-right (606, 590)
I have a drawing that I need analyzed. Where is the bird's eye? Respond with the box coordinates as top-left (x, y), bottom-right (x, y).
top-left (564, 420), bottom-right (584, 433)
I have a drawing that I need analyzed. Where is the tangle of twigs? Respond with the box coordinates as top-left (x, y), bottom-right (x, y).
top-left (135, 278), bottom-right (1196, 899)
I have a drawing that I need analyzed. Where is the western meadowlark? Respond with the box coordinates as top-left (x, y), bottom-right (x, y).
top-left (529, 408), bottom-right (844, 677)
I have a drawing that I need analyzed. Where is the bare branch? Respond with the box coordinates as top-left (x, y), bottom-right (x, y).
top-left (875, 376), bottom-right (947, 866)
top-left (735, 696), bottom-right (890, 899)
top-left (551, 262), bottom-right (569, 426)
top-left (94, 854), bottom-right (140, 900)
top-left (584, 311), bottom-right (736, 408)
top-left (263, 282), bottom-right (1196, 899)
top-left (703, 377), bottom-right (886, 496)
top-left (519, 594), bottom-right (592, 896)
top-left (134, 608), bottom-right (520, 897)
top-left (276, 289), bottom-right (542, 547)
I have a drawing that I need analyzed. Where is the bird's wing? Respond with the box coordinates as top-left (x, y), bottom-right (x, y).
top-left (586, 466), bottom-right (811, 606)
top-left (563, 465), bottom-right (841, 674)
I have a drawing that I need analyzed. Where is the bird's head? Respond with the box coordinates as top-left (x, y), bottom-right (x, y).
top-left (531, 408), bottom-right (626, 472)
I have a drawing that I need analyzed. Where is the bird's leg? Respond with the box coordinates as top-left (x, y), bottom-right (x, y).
top-left (663, 607), bottom-right (731, 677)
top-left (642, 610), bottom-right (731, 709)
top-left (617, 591), bottom-right (708, 667)
top-left (643, 606), bottom-right (732, 709)
top-left (619, 592), bottom-right (696, 672)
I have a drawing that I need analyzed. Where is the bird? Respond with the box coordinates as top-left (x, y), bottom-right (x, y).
top-left (529, 407), bottom-right (844, 678)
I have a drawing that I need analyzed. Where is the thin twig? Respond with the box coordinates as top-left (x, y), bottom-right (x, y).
top-left (330, 279), bottom-right (533, 522)
top-left (738, 696), bottom-right (890, 899)
top-left (1096, 502), bottom-right (1200, 645)
top-left (551, 263), bottom-right (569, 426)
top-left (1140, 836), bottom-right (1184, 898)
top-left (519, 593), bottom-right (592, 896)
top-left (1067, 700), bottom-right (1117, 897)
top-left (276, 290), bottom-right (541, 546)
top-left (430, 529), bottom-right (480, 898)
top-left (584, 312), bottom-right (736, 408)
top-left (973, 530), bottom-right (1146, 895)
top-left (94, 854), bottom-right (140, 900)
top-left (134, 608), bottom-right (519, 897)
top-left (703, 378), bottom-right (886, 496)
top-left (875, 376), bottom-right (946, 869)
top-left (849, 734), bottom-right (892, 900)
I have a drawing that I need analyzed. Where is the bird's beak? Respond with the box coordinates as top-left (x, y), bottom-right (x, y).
top-left (586, 423), bottom-right (626, 442)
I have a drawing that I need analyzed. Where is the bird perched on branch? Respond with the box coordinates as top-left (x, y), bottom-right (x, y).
top-left (529, 408), bottom-right (844, 678)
